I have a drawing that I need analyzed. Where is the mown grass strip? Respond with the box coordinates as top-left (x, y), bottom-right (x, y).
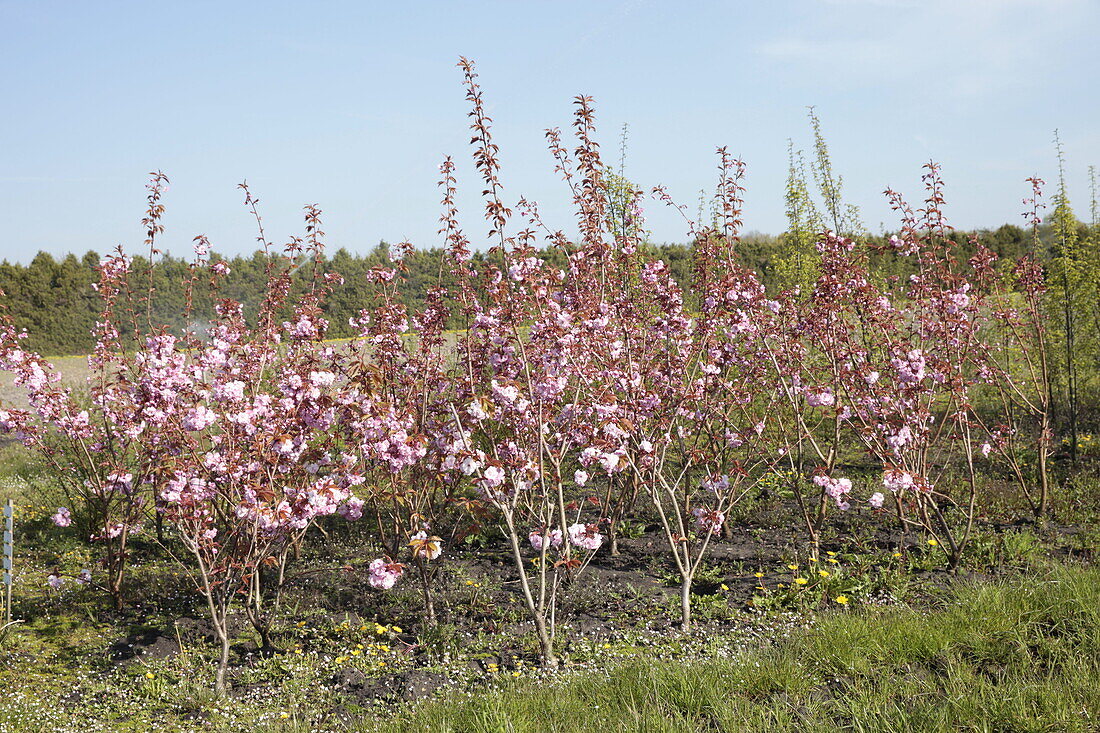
top-left (363, 563), bottom-right (1100, 733)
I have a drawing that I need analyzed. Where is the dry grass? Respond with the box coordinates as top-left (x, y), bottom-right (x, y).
top-left (0, 355), bottom-right (90, 410)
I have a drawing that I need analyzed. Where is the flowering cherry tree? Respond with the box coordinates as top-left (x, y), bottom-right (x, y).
top-left (619, 154), bottom-right (789, 629)
top-left (0, 176), bottom-right (180, 608)
top-left (2, 181), bottom-right (367, 692)
top-left (431, 68), bottom-right (629, 665)
top-left (776, 166), bottom-right (1002, 568)
top-left (982, 178), bottom-right (1055, 519)
top-left (151, 204), bottom-right (368, 692)
top-left (337, 240), bottom-right (459, 622)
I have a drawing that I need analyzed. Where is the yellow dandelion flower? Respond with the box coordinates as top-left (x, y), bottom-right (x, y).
top-left (795, 577), bottom-right (809, 585)
top-left (835, 595), bottom-right (849, 605)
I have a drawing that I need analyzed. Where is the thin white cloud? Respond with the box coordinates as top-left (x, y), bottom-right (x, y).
top-left (818, 0), bottom-right (919, 7)
top-left (755, 0), bottom-right (1095, 100)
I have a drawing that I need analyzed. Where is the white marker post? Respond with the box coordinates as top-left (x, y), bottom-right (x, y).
top-left (3, 500), bottom-right (12, 625)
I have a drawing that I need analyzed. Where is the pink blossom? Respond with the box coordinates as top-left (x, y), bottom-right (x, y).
top-left (701, 475), bottom-right (730, 494)
top-left (51, 507), bottom-right (72, 527)
top-left (692, 507), bottom-right (725, 534)
top-left (529, 528), bottom-right (563, 552)
top-left (367, 558), bottom-right (404, 590)
top-left (183, 405), bottom-right (217, 431)
top-left (567, 522), bottom-right (603, 551)
top-left (466, 399), bottom-right (491, 421)
top-left (886, 425), bottom-right (914, 453)
top-left (893, 349), bottom-right (927, 384)
top-left (806, 389), bottom-right (835, 407)
top-left (598, 451), bottom-right (623, 474)
top-left (337, 497), bottom-right (364, 521)
top-left (460, 455), bottom-right (483, 476)
top-left (482, 465), bottom-right (505, 486)
top-left (271, 435), bottom-right (296, 455)
top-left (868, 492), bottom-right (885, 509)
top-left (883, 469), bottom-right (919, 493)
top-left (214, 380), bottom-right (246, 402)
top-left (409, 530), bottom-right (443, 560)
top-left (105, 472), bottom-right (133, 494)
top-left (309, 370), bottom-right (336, 388)
top-left (888, 234), bottom-right (918, 256)
top-left (813, 474), bottom-right (852, 507)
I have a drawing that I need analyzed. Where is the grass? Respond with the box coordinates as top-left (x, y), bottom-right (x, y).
top-left (364, 563), bottom-right (1100, 733)
top-left (2, 435), bottom-right (1099, 731)
top-left (0, 354), bottom-right (89, 410)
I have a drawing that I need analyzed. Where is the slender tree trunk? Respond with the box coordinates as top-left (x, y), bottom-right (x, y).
top-left (214, 625), bottom-right (230, 695)
top-left (502, 509), bottom-right (556, 668)
top-left (1037, 422), bottom-right (1051, 520)
top-left (415, 558), bottom-right (436, 624)
top-left (931, 502), bottom-right (960, 572)
top-left (680, 574), bottom-right (692, 632)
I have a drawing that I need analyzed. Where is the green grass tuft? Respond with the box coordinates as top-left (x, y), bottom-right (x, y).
top-left (363, 564), bottom-right (1100, 733)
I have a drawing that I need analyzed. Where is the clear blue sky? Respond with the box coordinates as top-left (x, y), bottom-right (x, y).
top-left (1, 0), bottom-right (1097, 263)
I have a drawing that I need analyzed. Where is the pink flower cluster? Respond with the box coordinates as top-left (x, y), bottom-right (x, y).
top-left (52, 507), bottom-right (72, 527)
top-left (813, 474), bottom-right (853, 510)
top-left (567, 522), bottom-right (604, 551)
top-left (528, 528), bottom-right (563, 552)
top-left (367, 558), bottom-right (405, 590)
top-left (692, 507), bottom-right (726, 534)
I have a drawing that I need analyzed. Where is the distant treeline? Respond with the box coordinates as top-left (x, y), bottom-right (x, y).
top-left (0, 223), bottom-right (1049, 356)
